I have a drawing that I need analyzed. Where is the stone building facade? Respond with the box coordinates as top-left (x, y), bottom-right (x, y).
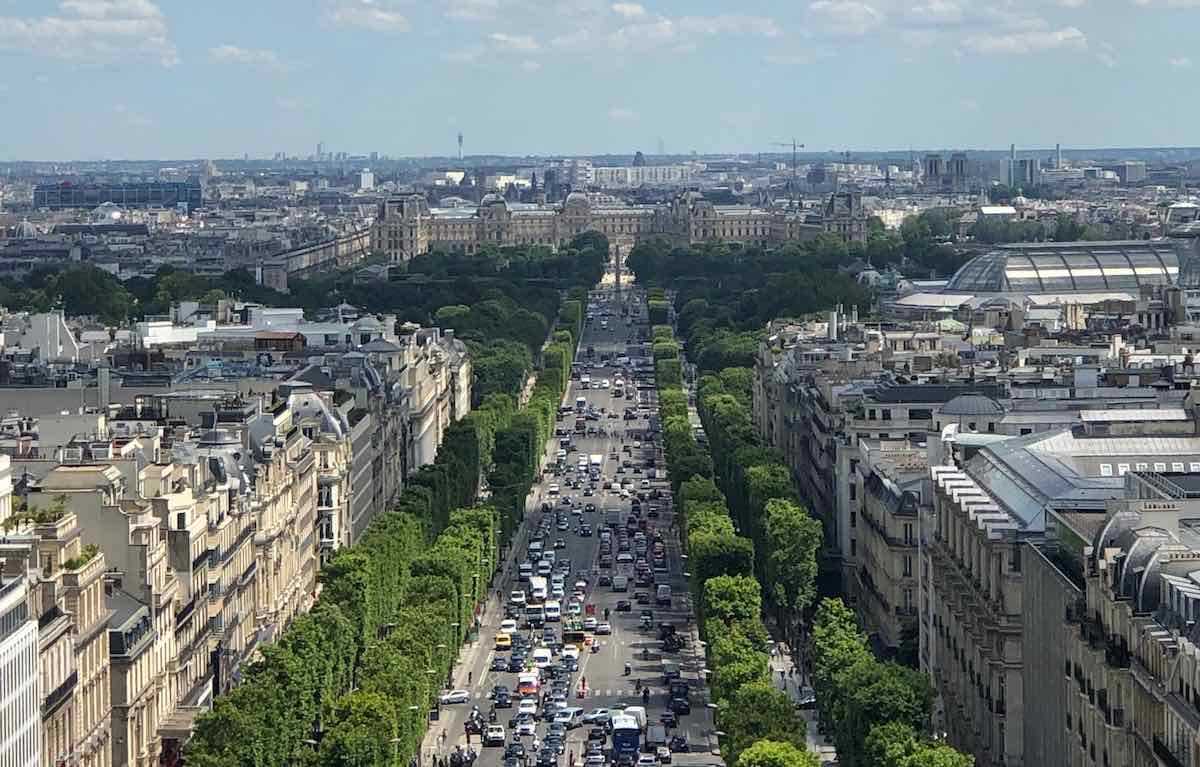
top-left (373, 190), bottom-right (866, 263)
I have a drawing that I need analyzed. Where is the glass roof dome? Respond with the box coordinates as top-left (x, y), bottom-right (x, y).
top-left (944, 242), bottom-right (1181, 294)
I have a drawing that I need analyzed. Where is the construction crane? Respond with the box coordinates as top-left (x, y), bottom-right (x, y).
top-left (771, 139), bottom-right (804, 207)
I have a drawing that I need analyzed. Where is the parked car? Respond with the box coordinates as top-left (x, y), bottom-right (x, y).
top-left (439, 689), bottom-right (470, 704)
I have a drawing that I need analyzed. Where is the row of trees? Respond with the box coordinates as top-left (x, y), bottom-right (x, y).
top-left (642, 274), bottom-right (974, 765)
top-left (653, 321), bottom-right (818, 767)
top-left (811, 600), bottom-right (968, 767)
top-left (186, 239), bottom-right (603, 765)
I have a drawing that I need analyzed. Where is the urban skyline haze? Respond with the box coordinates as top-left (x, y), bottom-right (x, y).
top-left (0, 0), bottom-right (1196, 160)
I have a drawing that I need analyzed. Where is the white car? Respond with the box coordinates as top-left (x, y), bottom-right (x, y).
top-left (499, 619), bottom-right (518, 634)
top-left (601, 380), bottom-right (611, 389)
top-left (484, 725), bottom-right (506, 746)
top-left (583, 617), bottom-right (598, 630)
top-left (638, 755), bottom-right (658, 767)
top-left (616, 552), bottom-right (634, 564)
top-left (548, 484), bottom-right (560, 495)
top-left (518, 698), bottom-right (538, 716)
top-left (562, 644), bottom-right (581, 660)
top-left (595, 622), bottom-right (612, 635)
top-left (567, 601), bottom-right (583, 616)
top-left (510, 591), bottom-right (527, 606)
top-left (585, 755), bottom-right (606, 767)
top-left (440, 689), bottom-right (471, 705)
top-left (516, 718), bottom-right (538, 737)
top-left (582, 708), bottom-right (611, 724)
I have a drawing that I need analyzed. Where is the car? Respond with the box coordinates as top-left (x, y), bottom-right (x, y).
top-left (583, 616), bottom-right (598, 630)
top-left (585, 755), bottom-right (606, 767)
top-left (485, 725), bottom-right (506, 746)
top-left (495, 633), bottom-right (513, 650)
top-left (598, 574), bottom-right (612, 586)
top-left (588, 727), bottom-right (607, 742)
top-left (669, 697), bottom-right (690, 714)
top-left (510, 591), bottom-right (527, 606)
top-left (582, 708), bottom-right (612, 724)
top-left (638, 755), bottom-right (658, 767)
top-left (616, 600), bottom-right (632, 612)
top-left (595, 622), bottom-right (612, 635)
top-left (668, 736), bottom-right (690, 753)
top-left (579, 525), bottom-right (593, 537)
top-left (507, 657), bottom-right (525, 673)
top-left (500, 619), bottom-right (518, 634)
top-left (504, 757), bottom-right (522, 767)
top-left (567, 601), bottom-right (583, 616)
top-left (496, 692), bottom-right (513, 708)
top-left (562, 644), bottom-right (581, 660)
top-left (439, 689), bottom-right (470, 704)
top-left (518, 698), bottom-right (538, 716)
top-left (516, 717), bottom-right (538, 737)
top-left (548, 484), bottom-right (560, 495)
top-left (656, 746), bottom-right (672, 764)
top-left (504, 743), bottom-right (526, 760)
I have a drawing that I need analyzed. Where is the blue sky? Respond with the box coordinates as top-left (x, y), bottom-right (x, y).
top-left (0, 0), bottom-right (1196, 160)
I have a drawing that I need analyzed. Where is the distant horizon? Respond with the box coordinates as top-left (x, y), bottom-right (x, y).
top-left (4, 145), bottom-right (1200, 167)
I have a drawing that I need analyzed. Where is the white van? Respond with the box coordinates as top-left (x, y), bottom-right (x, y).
top-left (612, 575), bottom-right (629, 592)
top-left (623, 706), bottom-right (647, 730)
top-left (545, 601), bottom-right (562, 622)
top-left (519, 563), bottom-right (533, 582)
top-left (532, 647), bottom-right (553, 669)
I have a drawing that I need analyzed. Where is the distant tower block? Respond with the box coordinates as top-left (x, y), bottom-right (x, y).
top-left (458, 133), bottom-right (464, 161)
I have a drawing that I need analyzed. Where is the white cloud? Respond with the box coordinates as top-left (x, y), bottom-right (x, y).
top-left (490, 31), bottom-right (539, 51)
top-left (326, 3), bottom-right (408, 32)
top-left (905, 0), bottom-right (962, 26)
top-left (961, 24), bottom-right (1087, 54)
top-left (1057, 0), bottom-right (1087, 6)
top-left (806, 1), bottom-right (885, 37)
top-left (611, 2), bottom-right (646, 18)
top-left (0, 0), bottom-right (178, 66)
top-left (608, 106), bottom-right (635, 120)
top-left (208, 44), bottom-right (292, 73)
top-left (445, 0), bottom-right (502, 22)
top-left (611, 17), bottom-right (677, 46)
top-left (679, 14), bottom-right (781, 38)
top-left (1169, 55), bottom-right (1193, 69)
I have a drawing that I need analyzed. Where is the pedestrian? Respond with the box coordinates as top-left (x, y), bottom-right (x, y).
top-left (468, 671), bottom-right (473, 685)
top-left (779, 669), bottom-right (786, 683)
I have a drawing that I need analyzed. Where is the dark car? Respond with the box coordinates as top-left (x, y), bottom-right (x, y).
top-left (491, 656), bottom-right (509, 672)
top-left (598, 574), bottom-right (612, 586)
top-left (668, 736), bottom-right (690, 753)
top-left (669, 697), bottom-right (690, 715)
top-left (588, 728), bottom-right (607, 742)
top-left (507, 657), bottom-right (525, 673)
top-left (616, 600), bottom-right (632, 612)
top-left (635, 592), bottom-right (651, 605)
top-left (504, 743), bottom-right (526, 760)
top-left (496, 693), bottom-right (513, 708)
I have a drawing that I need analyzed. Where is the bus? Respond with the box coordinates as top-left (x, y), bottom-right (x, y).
top-left (610, 715), bottom-right (640, 759)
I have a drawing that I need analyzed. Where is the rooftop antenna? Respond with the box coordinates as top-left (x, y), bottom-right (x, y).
top-left (771, 139), bottom-right (804, 208)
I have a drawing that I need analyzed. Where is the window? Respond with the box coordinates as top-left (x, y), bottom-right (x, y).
top-left (1191, 463), bottom-right (1200, 472)
top-left (1118, 464), bottom-right (1130, 475)
top-left (850, 511), bottom-right (857, 529)
top-left (1010, 545), bottom-right (1022, 572)
top-left (904, 523), bottom-right (914, 545)
top-left (882, 409), bottom-right (892, 421)
top-left (1155, 463), bottom-right (1168, 472)
top-left (1137, 462), bottom-right (1149, 471)
top-left (849, 483), bottom-right (857, 501)
top-left (850, 539), bottom-right (857, 557)
top-left (1100, 464), bottom-right (1113, 477)
top-left (868, 409), bottom-right (877, 421)
top-left (1020, 428), bottom-right (1033, 436)
top-left (1173, 463), bottom-right (1186, 473)
top-left (903, 555), bottom-right (913, 577)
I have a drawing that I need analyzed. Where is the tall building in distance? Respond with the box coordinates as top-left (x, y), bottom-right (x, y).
top-left (457, 133), bottom-right (463, 161)
top-left (358, 168), bottom-right (375, 191)
top-left (924, 153), bottom-right (946, 187)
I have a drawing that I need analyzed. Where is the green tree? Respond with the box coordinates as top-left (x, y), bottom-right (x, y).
top-left (763, 499), bottom-right (822, 649)
top-left (863, 722), bottom-right (974, 767)
top-left (719, 682), bottom-right (804, 764)
top-left (834, 659), bottom-right (934, 767)
top-left (703, 575), bottom-right (762, 628)
top-left (735, 740), bottom-right (820, 767)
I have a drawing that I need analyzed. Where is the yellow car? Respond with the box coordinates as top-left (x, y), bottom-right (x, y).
top-left (495, 633), bottom-right (512, 650)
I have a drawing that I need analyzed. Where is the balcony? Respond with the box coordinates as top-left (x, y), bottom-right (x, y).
top-left (42, 670), bottom-right (78, 717)
top-left (1105, 636), bottom-right (1131, 669)
top-left (1154, 735), bottom-right (1187, 767)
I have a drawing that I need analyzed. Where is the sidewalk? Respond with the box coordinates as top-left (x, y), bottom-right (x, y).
top-left (768, 643), bottom-right (837, 765)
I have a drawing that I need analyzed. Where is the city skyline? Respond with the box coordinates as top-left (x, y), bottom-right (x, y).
top-left (0, 0), bottom-right (1196, 160)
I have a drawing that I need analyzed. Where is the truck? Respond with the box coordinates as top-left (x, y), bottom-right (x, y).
top-left (643, 725), bottom-right (667, 753)
top-left (611, 715), bottom-right (640, 759)
top-left (590, 454), bottom-right (603, 471)
top-left (529, 576), bottom-right (548, 603)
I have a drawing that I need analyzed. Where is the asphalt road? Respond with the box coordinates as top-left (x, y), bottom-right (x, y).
top-left (427, 286), bottom-right (719, 767)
